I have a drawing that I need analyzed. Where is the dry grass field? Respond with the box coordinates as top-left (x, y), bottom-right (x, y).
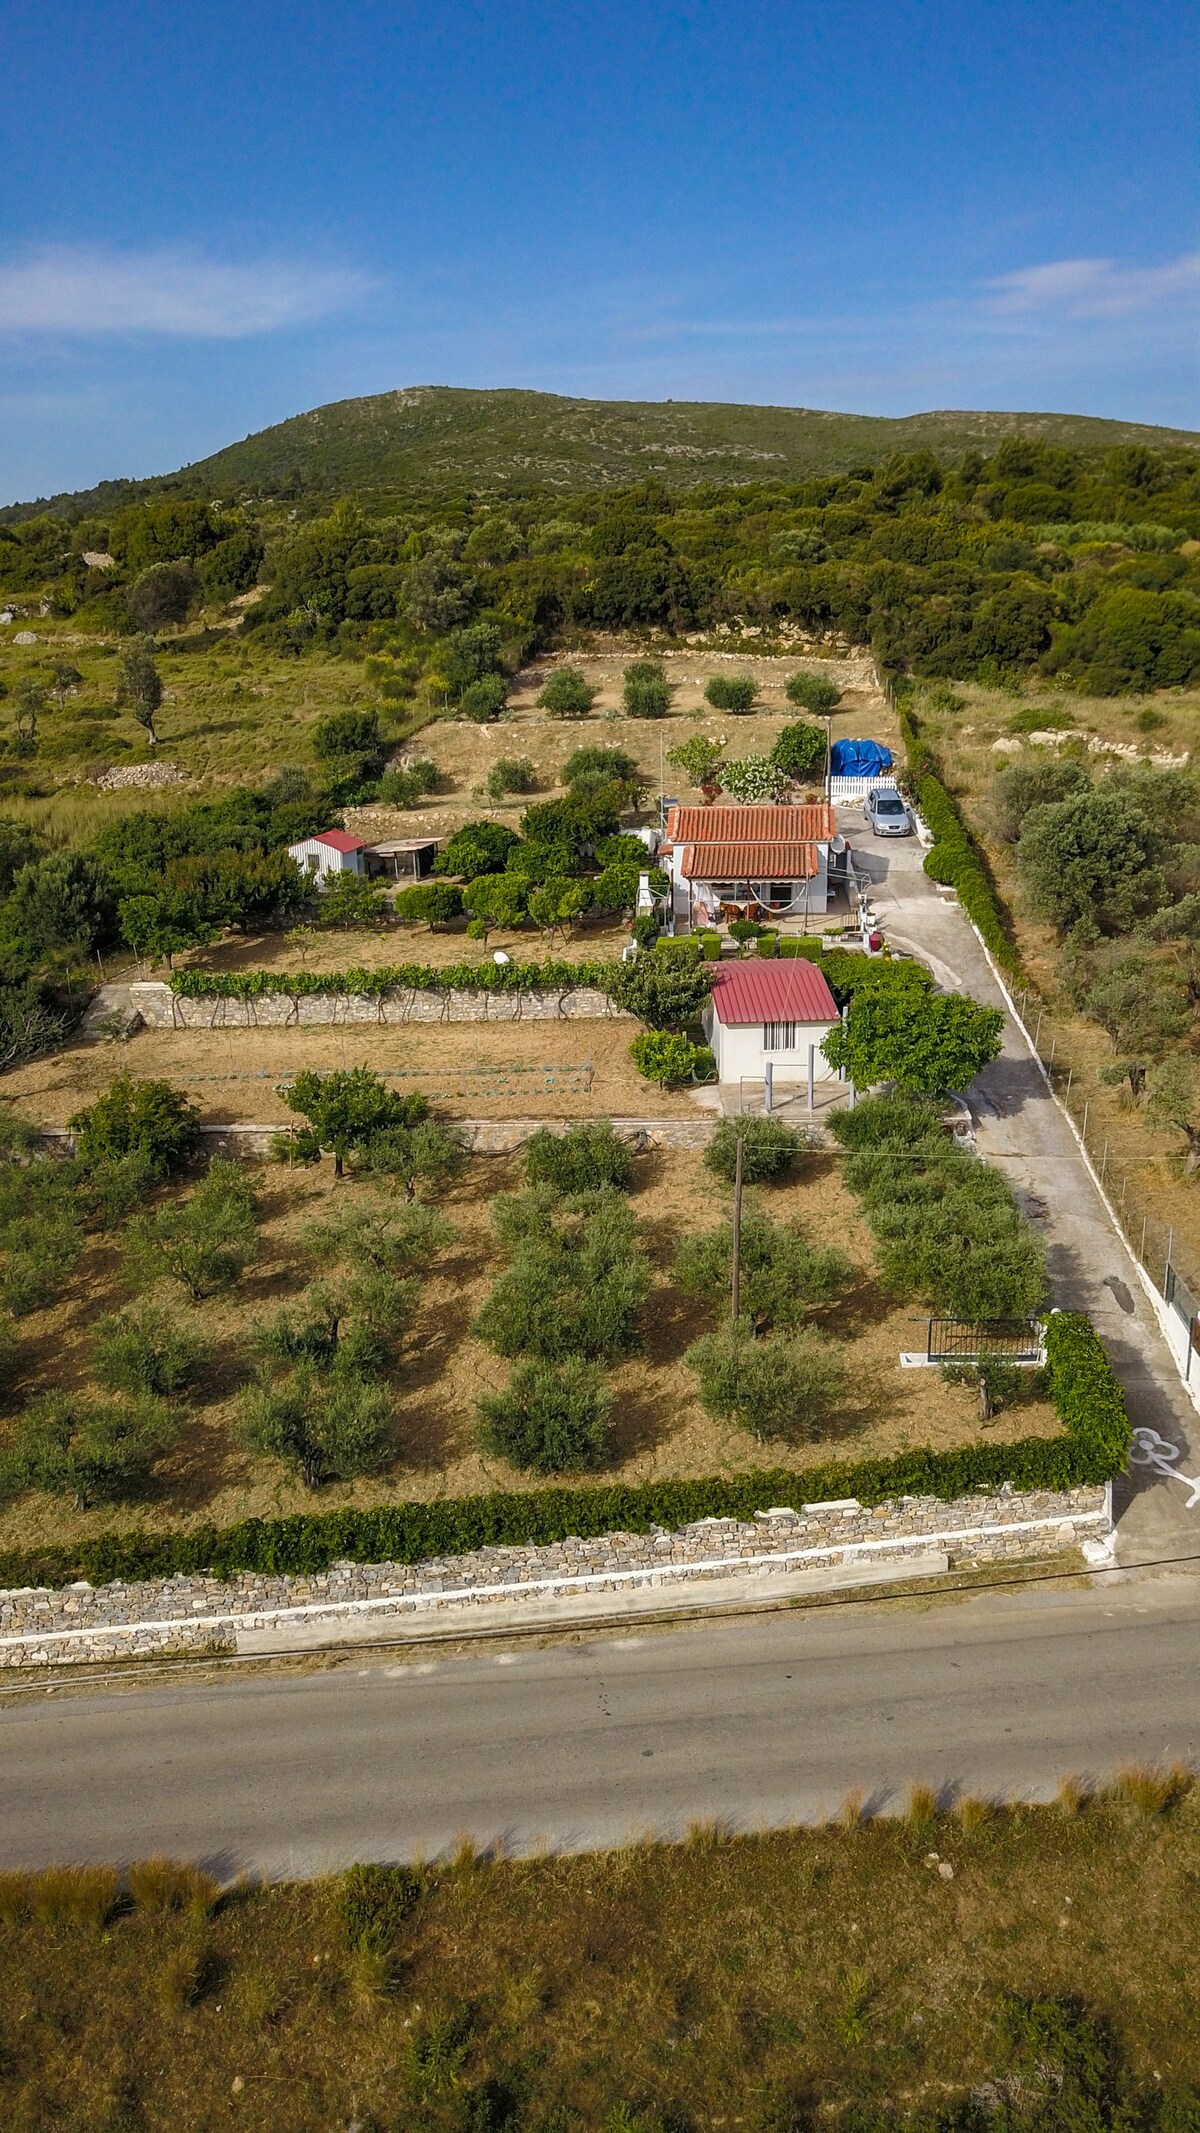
top-left (3, 1793), bottom-right (1200, 2129)
top-left (0, 1145), bottom-right (1055, 1556)
top-left (0, 1018), bottom-right (701, 1126)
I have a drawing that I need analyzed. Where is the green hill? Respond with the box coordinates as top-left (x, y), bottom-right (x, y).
top-left (9, 387), bottom-right (1200, 517)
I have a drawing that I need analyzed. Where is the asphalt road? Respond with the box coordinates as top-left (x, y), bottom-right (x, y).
top-left (4, 1576), bottom-right (1200, 1877)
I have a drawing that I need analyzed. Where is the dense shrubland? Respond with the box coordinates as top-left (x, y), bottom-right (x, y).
top-left (3, 441), bottom-right (1200, 700)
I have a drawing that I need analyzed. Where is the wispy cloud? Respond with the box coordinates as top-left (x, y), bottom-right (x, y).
top-left (0, 245), bottom-right (374, 338)
top-left (984, 252), bottom-right (1200, 320)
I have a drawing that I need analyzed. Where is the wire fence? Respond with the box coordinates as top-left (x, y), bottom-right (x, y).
top-left (1007, 983), bottom-right (1200, 1371)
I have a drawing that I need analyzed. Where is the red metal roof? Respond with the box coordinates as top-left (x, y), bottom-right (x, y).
top-left (311, 830), bottom-right (365, 853)
top-left (678, 840), bottom-right (820, 881)
top-left (663, 802), bottom-right (835, 848)
top-left (709, 959), bottom-right (839, 1026)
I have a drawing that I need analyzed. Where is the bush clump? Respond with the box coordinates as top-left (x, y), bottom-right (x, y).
top-left (434, 821), bottom-right (520, 879)
top-left (676, 1210), bottom-right (853, 1332)
top-left (485, 756), bottom-right (537, 798)
top-left (123, 1157), bottom-right (259, 1301)
top-left (70, 1074), bottom-right (201, 1180)
top-left (685, 1321), bottom-right (845, 1442)
top-left (829, 1092), bottom-right (1047, 1319)
top-left (460, 674), bottom-right (509, 723)
top-left (379, 759), bottom-right (439, 807)
top-left (525, 1121), bottom-right (634, 1196)
top-left (622, 660), bottom-right (672, 719)
top-left (538, 667), bottom-right (595, 719)
top-left (704, 675), bottom-right (758, 712)
top-left (93, 1305), bottom-right (210, 1398)
top-left (339, 1863), bottom-right (422, 1949)
top-left (770, 721), bottom-right (827, 781)
top-left (786, 671), bottom-right (842, 715)
top-left (393, 882), bottom-right (465, 926)
top-left (478, 1357), bottom-right (613, 1473)
top-left (608, 940), bottom-right (713, 1030)
top-left (629, 1032), bottom-right (715, 1086)
top-left (706, 1116), bottom-right (813, 1184)
top-left (1, 1390), bottom-right (180, 1509)
top-left (475, 1189), bottom-right (650, 1363)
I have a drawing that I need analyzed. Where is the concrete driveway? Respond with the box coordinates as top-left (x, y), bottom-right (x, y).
top-left (841, 802), bottom-right (1200, 1569)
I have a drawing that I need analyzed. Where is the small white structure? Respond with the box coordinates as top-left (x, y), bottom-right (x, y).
top-left (286, 829), bottom-right (365, 883)
top-left (702, 959), bottom-right (841, 1087)
top-left (658, 803), bottom-right (838, 929)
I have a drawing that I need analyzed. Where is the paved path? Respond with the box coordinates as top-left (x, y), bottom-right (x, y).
top-left (847, 812), bottom-right (1200, 1568)
top-left (3, 1579), bottom-right (1200, 1875)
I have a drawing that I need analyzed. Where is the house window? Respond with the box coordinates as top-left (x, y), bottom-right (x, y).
top-left (763, 1021), bottom-right (797, 1050)
top-left (768, 882), bottom-right (790, 906)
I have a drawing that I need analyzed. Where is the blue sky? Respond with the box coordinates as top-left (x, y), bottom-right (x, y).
top-left (1, 0), bottom-right (1196, 501)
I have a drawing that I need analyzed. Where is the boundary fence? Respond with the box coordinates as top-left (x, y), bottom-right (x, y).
top-left (1005, 980), bottom-right (1200, 1393)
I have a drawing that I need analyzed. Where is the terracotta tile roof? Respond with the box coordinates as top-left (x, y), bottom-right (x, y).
top-left (710, 960), bottom-right (839, 1026)
top-left (311, 830), bottom-right (365, 854)
top-left (663, 802), bottom-right (836, 848)
top-left (677, 841), bottom-right (820, 881)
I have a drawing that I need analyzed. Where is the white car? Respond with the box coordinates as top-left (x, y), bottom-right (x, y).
top-left (863, 788), bottom-right (912, 837)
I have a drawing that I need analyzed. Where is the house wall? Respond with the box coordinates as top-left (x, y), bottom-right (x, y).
top-left (286, 839), bottom-right (363, 880)
top-left (669, 853), bottom-right (830, 927)
top-left (707, 1013), bottom-right (840, 1083)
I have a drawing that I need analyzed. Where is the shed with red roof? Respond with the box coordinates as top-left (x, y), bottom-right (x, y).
top-left (286, 829), bottom-right (366, 883)
top-left (703, 957), bottom-right (841, 1085)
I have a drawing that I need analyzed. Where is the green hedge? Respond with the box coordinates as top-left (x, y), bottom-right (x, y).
top-left (898, 706), bottom-right (1020, 972)
top-left (0, 1312), bottom-right (1128, 1592)
top-left (171, 959), bottom-right (618, 1001)
top-left (1042, 1309), bottom-right (1131, 1475)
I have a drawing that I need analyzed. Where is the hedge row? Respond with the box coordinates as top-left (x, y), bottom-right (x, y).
top-left (898, 705), bottom-right (1020, 972)
top-left (0, 1314), bottom-right (1128, 1592)
top-left (170, 959), bottom-right (618, 1001)
top-left (1042, 1309), bottom-right (1131, 1474)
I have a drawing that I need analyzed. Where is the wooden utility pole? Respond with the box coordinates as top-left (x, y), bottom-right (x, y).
top-left (731, 1129), bottom-right (744, 1322)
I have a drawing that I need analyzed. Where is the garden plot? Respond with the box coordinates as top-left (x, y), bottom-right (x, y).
top-left (0, 1020), bottom-right (700, 1125)
top-left (0, 1144), bottom-right (1058, 1560)
top-left (342, 648), bottom-right (894, 848)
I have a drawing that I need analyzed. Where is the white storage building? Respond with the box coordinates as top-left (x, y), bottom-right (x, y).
top-left (702, 958), bottom-right (841, 1086)
top-left (286, 830), bottom-right (365, 883)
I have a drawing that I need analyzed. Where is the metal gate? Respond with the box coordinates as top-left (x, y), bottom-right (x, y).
top-left (924, 1317), bottom-right (1044, 1364)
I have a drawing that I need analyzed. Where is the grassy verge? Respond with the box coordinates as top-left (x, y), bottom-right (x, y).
top-left (4, 1777), bottom-right (1200, 2129)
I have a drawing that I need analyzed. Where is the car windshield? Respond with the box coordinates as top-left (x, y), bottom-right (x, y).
top-left (875, 793), bottom-right (905, 814)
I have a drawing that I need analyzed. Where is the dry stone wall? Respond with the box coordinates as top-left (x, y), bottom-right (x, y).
top-left (129, 983), bottom-right (627, 1029)
top-left (0, 1485), bottom-right (1108, 1669)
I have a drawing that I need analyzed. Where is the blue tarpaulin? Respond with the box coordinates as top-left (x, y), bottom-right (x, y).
top-left (829, 738), bottom-right (893, 777)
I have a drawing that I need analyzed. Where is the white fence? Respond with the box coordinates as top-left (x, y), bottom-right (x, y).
top-left (827, 773), bottom-right (899, 804)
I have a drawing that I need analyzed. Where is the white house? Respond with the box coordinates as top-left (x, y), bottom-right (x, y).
top-left (286, 829), bottom-right (365, 883)
top-left (658, 803), bottom-right (839, 929)
top-left (702, 958), bottom-right (841, 1087)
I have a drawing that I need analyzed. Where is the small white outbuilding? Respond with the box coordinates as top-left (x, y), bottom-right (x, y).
top-left (286, 829), bottom-right (365, 883)
top-left (702, 958), bottom-right (841, 1087)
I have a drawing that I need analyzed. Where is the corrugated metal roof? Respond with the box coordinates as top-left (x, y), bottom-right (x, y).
top-left (678, 841), bottom-right (820, 880)
top-left (710, 959), bottom-right (839, 1026)
top-left (311, 830), bottom-right (365, 853)
top-left (663, 803), bottom-right (835, 847)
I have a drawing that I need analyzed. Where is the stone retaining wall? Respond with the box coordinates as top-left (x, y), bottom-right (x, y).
top-left (130, 983), bottom-right (627, 1029)
top-left (40, 1116), bottom-right (720, 1161)
top-left (0, 1484), bottom-right (1108, 1668)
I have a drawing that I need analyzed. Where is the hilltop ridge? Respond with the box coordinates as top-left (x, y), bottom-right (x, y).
top-left (6, 385), bottom-right (1199, 518)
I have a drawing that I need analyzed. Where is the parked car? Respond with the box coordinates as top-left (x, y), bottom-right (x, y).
top-left (863, 788), bottom-right (912, 837)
